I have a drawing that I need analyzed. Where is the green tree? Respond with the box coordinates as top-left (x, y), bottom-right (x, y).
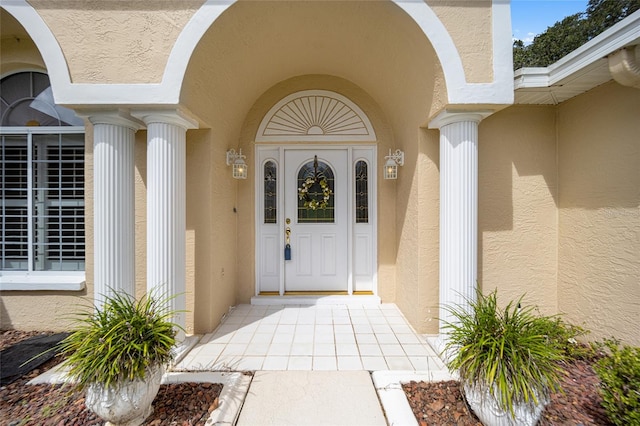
top-left (513, 0), bottom-right (640, 70)
top-left (586, 0), bottom-right (640, 38)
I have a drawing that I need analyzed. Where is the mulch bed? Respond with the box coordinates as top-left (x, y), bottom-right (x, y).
top-left (2, 329), bottom-right (614, 426)
top-left (402, 359), bottom-right (612, 426)
top-left (0, 330), bottom-right (222, 426)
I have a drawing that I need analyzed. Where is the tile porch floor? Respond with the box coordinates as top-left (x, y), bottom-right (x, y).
top-left (175, 303), bottom-right (446, 372)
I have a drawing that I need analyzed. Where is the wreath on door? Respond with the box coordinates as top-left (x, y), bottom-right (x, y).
top-left (298, 176), bottom-right (332, 210)
top-left (298, 155), bottom-right (333, 210)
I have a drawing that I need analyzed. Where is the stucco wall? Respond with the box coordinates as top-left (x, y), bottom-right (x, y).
top-left (24, 0), bottom-right (493, 91)
top-left (1, 10), bottom-right (45, 76)
top-left (394, 127), bottom-right (440, 334)
top-left (428, 0), bottom-right (493, 84)
top-left (479, 106), bottom-right (558, 313)
top-left (29, 0), bottom-right (200, 83)
top-left (557, 81), bottom-right (640, 346)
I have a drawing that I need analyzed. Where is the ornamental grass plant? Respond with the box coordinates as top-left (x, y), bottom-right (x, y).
top-left (443, 290), bottom-right (566, 418)
top-left (57, 291), bottom-right (180, 390)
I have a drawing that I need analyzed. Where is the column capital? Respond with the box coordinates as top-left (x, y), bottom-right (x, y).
top-left (132, 108), bottom-right (199, 130)
top-left (428, 109), bottom-right (493, 130)
top-left (80, 109), bottom-right (145, 131)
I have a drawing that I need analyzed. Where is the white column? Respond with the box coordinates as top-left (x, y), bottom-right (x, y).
top-left (430, 111), bottom-right (489, 337)
top-left (89, 112), bottom-right (142, 309)
top-left (133, 110), bottom-right (197, 336)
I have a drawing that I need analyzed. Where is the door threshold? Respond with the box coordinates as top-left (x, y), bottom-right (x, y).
top-left (251, 293), bottom-right (381, 306)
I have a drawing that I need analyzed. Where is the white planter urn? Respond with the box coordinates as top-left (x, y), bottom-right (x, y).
top-left (85, 366), bottom-right (164, 426)
top-left (463, 384), bottom-right (548, 426)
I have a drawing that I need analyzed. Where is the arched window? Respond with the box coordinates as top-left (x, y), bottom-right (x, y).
top-left (0, 72), bottom-right (85, 281)
top-left (297, 158), bottom-right (335, 223)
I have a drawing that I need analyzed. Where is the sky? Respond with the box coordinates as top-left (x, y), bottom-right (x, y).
top-left (511, 0), bottom-right (589, 44)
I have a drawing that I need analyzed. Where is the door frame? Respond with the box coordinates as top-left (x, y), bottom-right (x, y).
top-left (254, 144), bottom-right (377, 296)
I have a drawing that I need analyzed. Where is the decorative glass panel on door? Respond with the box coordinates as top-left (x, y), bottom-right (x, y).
top-left (264, 161), bottom-right (277, 224)
top-left (297, 157), bottom-right (335, 223)
top-left (355, 160), bottom-right (368, 223)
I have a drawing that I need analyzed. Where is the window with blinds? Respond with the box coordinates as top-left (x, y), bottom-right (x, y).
top-left (1, 131), bottom-right (85, 271)
top-left (1, 72), bottom-right (85, 273)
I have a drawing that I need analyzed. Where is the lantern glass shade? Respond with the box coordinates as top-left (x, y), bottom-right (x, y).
top-left (384, 158), bottom-right (398, 179)
top-left (233, 160), bottom-right (247, 179)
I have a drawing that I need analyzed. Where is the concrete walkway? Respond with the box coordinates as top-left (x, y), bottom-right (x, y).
top-left (175, 304), bottom-right (444, 372)
top-left (32, 303), bottom-right (453, 425)
top-left (171, 303), bottom-right (451, 425)
top-left (237, 371), bottom-right (386, 426)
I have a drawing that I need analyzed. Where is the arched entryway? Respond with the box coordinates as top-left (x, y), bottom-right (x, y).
top-left (254, 90), bottom-right (378, 297)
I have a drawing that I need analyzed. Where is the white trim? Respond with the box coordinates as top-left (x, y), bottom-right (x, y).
top-left (393, 0), bottom-right (513, 105)
top-left (0, 1), bottom-right (72, 103)
top-left (26, 134), bottom-right (34, 270)
top-left (132, 109), bottom-right (199, 130)
top-left (254, 144), bottom-right (377, 296)
top-left (251, 294), bottom-right (381, 306)
top-left (256, 90), bottom-right (377, 142)
top-left (0, 272), bottom-right (86, 291)
top-left (428, 110), bottom-right (492, 129)
top-left (347, 148), bottom-right (354, 295)
top-left (163, 0), bottom-right (235, 102)
top-left (514, 10), bottom-right (640, 90)
top-left (83, 110), bottom-right (144, 131)
top-left (0, 126), bottom-right (85, 135)
top-left (3, 0), bottom-right (512, 106)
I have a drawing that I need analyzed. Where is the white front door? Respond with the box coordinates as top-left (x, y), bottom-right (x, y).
top-left (284, 149), bottom-right (348, 291)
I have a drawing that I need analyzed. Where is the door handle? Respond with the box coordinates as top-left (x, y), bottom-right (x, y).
top-left (284, 227), bottom-right (292, 260)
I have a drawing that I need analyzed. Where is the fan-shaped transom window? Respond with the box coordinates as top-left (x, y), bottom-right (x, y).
top-left (256, 90), bottom-right (376, 142)
top-left (0, 72), bottom-right (83, 127)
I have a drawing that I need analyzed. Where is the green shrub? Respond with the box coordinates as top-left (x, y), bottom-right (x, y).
top-left (536, 316), bottom-right (594, 360)
top-left (594, 339), bottom-right (640, 426)
top-left (443, 290), bottom-right (565, 417)
top-left (57, 291), bottom-right (180, 390)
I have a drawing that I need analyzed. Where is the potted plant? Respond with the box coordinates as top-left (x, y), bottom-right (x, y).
top-left (443, 290), bottom-right (565, 426)
top-left (57, 291), bottom-right (180, 426)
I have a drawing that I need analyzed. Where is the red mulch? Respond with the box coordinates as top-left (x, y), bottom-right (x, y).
top-left (0, 330), bottom-right (222, 426)
top-left (402, 359), bottom-right (612, 426)
top-left (2, 330), bottom-right (613, 426)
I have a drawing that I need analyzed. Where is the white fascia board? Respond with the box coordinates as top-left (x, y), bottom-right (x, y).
top-left (515, 10), bottom-right (640, 89)
top-left (56, 84), bottom-right (178, 106)
top-left (514, 68), bottom-right (550, 89)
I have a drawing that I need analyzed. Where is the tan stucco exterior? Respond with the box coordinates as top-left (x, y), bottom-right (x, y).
top-left (479, 106), bottom-right (559, 315)
top-left (429, 0), bottom-right (493, 83)
top-left (557, 81), bottom-right (640, 345)
top-left (29, 0), bottom-right (200, 84)
top-left (23, 0), bottom-right (495, 87)
top-left (1, 2), bottom-right (638, 347)
top-left (0, 11), bottom-right (45, 76)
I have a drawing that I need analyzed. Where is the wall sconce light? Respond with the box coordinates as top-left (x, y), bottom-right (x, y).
top-left (383, 149), bottom-right (404, 179)
top-left (226, 149), bottom-right (248, 179)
